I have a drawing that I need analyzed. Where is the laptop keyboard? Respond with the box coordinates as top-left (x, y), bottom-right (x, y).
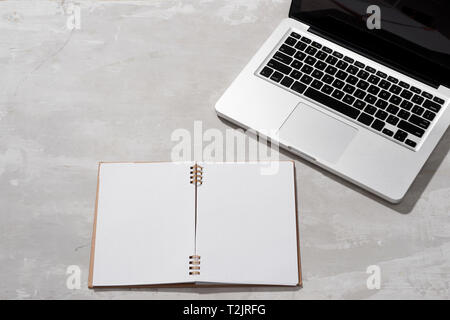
top-left (258, 31), bottom-right (447, 150)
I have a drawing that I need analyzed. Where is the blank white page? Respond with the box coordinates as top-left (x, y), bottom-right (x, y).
top-left (91, 162), bottom-right (195, 286)
top-left (196, 161), bottom-right (299, 285)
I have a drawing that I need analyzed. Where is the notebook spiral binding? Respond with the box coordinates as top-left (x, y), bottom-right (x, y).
top-left (189, 255), bottom-right (201, 275)
top-left (189, 164), bottom-right (202, 275)
top-left (190, 164), bottom-right (203, 186)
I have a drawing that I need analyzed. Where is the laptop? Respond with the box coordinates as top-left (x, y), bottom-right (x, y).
top-left (215, 0), bottom-right (450, 203)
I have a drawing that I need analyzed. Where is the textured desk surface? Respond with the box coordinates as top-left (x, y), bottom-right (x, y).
top-left (1, 0), bottom-right (449, 299)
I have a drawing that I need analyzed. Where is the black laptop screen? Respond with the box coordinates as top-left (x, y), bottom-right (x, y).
top-left (289, 0), bottom-right (450, 88)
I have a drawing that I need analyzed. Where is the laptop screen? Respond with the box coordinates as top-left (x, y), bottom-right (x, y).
top-left (289, 0), bottom-right (450, 88)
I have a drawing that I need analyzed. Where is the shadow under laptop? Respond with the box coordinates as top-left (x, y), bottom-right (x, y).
top-left (291, 128), bottom-right (450, 215)
top-left (218, 117), bottom-right (450, 215)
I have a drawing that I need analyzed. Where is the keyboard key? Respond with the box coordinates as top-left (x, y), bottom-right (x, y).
top-left (260, 67), bottom-right (273, 77)
top-left (376, 110), bottom-right (389, 120)
top-left (326, 56), bottom-right (338, 65)
top-left (409, 114), bottom-right (430, 129)
top-left (364, 94), bottom-right (377, 104)
top-left (291, 59), bottom-right (303, 69)
top-left (279, 44), bottom-right (296, 56)
top-left (315, 51), bottom-right (328, 60)
top-left (382, 128), bottom-right (394, 136)
top-left (311, 41), bottom-right (322, 49)
top-left (343, 94), bottom-right (355, 105)
top-left (378, 90), bottom-right (391, 100)
top-left (290, 70), bottom-right (302, 80)
top-left (344, 56), bottom-right (354, 63)
top-left (357, 80), bottom-right (369, 90)
top-left (294, 51), bottom-right (306, 61)
top-left (365, 66), bottom-right (376, 73)
top-left (365, 105), bottom-right (377, 115)
top-left (355, 61), bottom-right (365, 68)
top-left (372, 119), bottom-right (385, 131)
top-left (387, 104), bottom-right (399, 115)
top-left (398, 120), bottom-right (425, 137)
top-left (433, 96), bottom-right (445, 105)
top-left (291, 81), bottom-right (307, 94)
top-left (389, 95), bottom-right (402, 105)
top-left (301, 36), bottom-right (311, 44)
top-left (358, 113), bottom-right (374, 126)
top-left (304, 56), bottom-right (317, 66)
top-left (357, 70), bottom-right (370, 80)
top-left (332, 79), bottom-right (344, 89)
top-left (368, 75), bottom-right (380, 85)
top-left (398, 109), bottom-right (410, 120)
top-left (322, 74), bottom-right (334, 84)
top-left (333, 51), bottom-right (343, 58)
top-left (280, 76), bottom-right (294, 88)
top-left (368, 85), bottom-right (380, 95)
top-left (423, 99), bottom-right (441, 113)
top-left (305, 46), bottom-right (317, 55)
top-left (295, 41), bottom-right (307, 51)
top-left (270, 71), bottom-right (284, 82)
top-left (400, 100), bottom-right (413, 110)
top-left (304, 87), bottom-right (361, 119)
top-left (268, 59), bottom-right (292, 75)
top-left (315, 61), bottom-right (327, 70)
top-left (375, 99), bottom-right (388, 109)
top-left (347, 65), bottom-right (359, 75)
top-left (311, 79), bottom-right (323, 90)
top-left (421, 91), bottom-right (433, 99)
top-left (394, 130), bottom-right (408, 142)
top-left (410, 86), bottom-right (421, 94)
top-left (412, 105), bottom-right (424, 116)
top-left (379, 80), bottom-right (391, 89)
top-left (291, 32), bottom-right (301, 39)
top-left (405, 139), bottom-right (417, 148)
top-left (346, 75), bottom-right (358, 85)
top-left (386, 115), bottom-right (399, 126)
top-left (325, 66), bottom-right (338, 75)
top-left (376, 71), bottom-right (387, 78)
top-left (300, 74), bottom-right (313, 85)
top-left (389, 85), bottom-right (401, 94)
top-left (301, 64), bottom-right (313, 74)
top-left (336, 70), bottom-right (348, 80)
top-left (343, 84), bottom-right (356, 94)
top-left (412, 94), bottom-right (424, 105)
top-left (354, 89), bottom-right (366, 99)
top-left (423, 110), bottom-right (436, 121)
top-left (321, 84), bottom-right (333, 94)
top-left (322, 46), bottom-right (332, 53)
top-left (388, 76), bottom-right (398, 83)
top-left (285, 37), bottom-right (297, 46)
top-left (400, 89), bottom-right (413, 100)
top-left (274, 51), bottom-right (293, 65)
top-left (311, 69), bottom-right (324, 79)
top-left (353, 99), bottom-right (366, 110)
top-left (336, 60), bottom-right (348, 70)
top-left (399, 81), bottom-right (410, 89)
top-left (332, 89), bottom-right (345, 100)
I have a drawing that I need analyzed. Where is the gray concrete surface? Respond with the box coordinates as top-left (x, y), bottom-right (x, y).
top-left (1, 0), bottom-right (449, 299)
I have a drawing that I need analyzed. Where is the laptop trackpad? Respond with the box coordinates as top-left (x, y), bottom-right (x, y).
top-left (278, 103), bottom-right (358, 163)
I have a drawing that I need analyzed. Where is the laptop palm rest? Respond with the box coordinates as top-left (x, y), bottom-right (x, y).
top-left (278, 102), bottom-right (358, 164)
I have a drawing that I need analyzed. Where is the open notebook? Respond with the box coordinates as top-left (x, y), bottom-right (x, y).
top-left (88, 161), bottom-right (301, 288)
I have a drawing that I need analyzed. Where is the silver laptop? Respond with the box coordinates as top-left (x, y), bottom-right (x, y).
top-left (215, 0), bottom-right (450, 203)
